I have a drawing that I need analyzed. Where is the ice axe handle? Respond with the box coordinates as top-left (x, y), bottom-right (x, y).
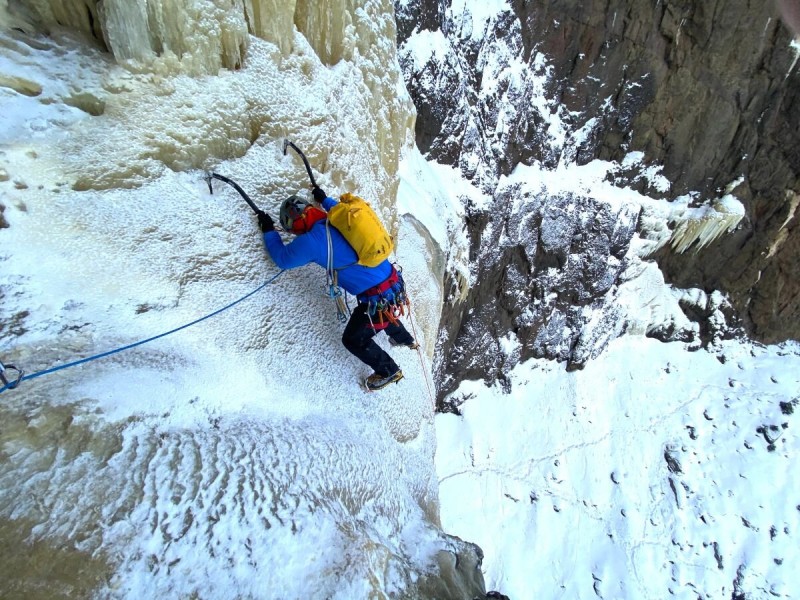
top-left (282, 140), bottom-right (318, 188)
top-left (206, 172), bottom-right (262, 215)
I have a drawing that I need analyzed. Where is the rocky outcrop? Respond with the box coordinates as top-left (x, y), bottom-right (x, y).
top-left (396, 0), bottom-right (800, 404)
top-left (437, 184), bottom-right (639, 408)
top-left (416, 540), bottom-right (497, 599)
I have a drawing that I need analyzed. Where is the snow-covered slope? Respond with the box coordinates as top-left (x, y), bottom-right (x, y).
top-left (438, 335), bottom-right (800, 599)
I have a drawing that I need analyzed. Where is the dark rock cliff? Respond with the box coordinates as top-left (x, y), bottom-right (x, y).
top-left (396, 0), bottom-right (800, 406)
top-left (510, 0), bottom-right (800, 345)
top-left (437, 182), bottom-right (640, 404)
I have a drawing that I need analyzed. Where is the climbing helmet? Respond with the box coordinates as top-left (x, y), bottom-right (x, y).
top-left (279, 194), bottom-right (311, 232)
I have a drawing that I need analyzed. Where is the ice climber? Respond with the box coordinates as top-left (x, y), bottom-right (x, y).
top-left (257, 186), bottom-right (417, 391)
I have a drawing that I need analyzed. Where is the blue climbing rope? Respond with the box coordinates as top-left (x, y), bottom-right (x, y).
top-left (0, 270), bottom-right (285, 394)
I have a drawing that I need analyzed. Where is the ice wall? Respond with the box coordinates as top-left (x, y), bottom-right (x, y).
top-left (6, 0), bottom-right (400, 79)
top-left (1, 0), bottom-right (414, 220)
top-left (0, 1), bottom-right (472, 596)
top-left (7, 0), bottom-right (249, 74)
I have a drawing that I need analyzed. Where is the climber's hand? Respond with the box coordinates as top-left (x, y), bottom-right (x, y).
top-left (312, 186), bottom-right (327, 204)
top-left (257, 211), bottom-right (275, 232)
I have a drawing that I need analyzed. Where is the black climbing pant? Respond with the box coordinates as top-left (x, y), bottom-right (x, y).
top-left (342, 303), bottom-right (415, 376)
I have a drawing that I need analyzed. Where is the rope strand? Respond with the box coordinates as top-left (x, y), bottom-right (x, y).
top-left (325, 219), bottom-right (350, 323)
top-left (0, 271), bottom-right (285, 393)
top-left (406, 301), bottom-right (436, 413)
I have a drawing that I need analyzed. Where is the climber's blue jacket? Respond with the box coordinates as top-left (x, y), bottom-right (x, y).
top-left (263, 196), bottom-right (392, 295)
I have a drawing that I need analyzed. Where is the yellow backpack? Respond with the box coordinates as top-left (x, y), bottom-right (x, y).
top-left (327, 193), bottom-right (394, 267)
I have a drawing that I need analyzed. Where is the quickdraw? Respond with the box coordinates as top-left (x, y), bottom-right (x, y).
top-left (368, 300), bottom-right (409, 328)
top-left (324, 220), bottom-right (352, 323)
top-left (328, 280), bottom-right (350, 324)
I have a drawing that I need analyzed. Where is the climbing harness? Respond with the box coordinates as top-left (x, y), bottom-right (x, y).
top-left (0, 270), bottom-right (285, 394)
top-left (357, 264), bottom-right (410, 331)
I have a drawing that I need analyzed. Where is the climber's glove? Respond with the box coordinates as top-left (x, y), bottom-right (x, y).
top-left (257, 211), bottom-right (275, 233)
top-left (312, 186), bottom-right (327, 204)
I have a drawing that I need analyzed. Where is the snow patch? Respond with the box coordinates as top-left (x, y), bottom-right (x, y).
top-left (402, 28), bottom-right (451, 70)
top-left (621, 151), bottom-right (672, 193)
top-left (447, 0), bottom-right (510, 41)
top-left (437, 336), bottom-right (800, 598)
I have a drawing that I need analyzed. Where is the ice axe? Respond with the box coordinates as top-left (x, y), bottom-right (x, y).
top-left (283, 139), bottom-right (318, 188)
top-left (205, 172), bottom-right (262, 215)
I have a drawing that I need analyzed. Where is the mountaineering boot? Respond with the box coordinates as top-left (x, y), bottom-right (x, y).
top-left (389, 338), bottom-right (419, 350)
top-left (365, 370), bottom-right (404, 391)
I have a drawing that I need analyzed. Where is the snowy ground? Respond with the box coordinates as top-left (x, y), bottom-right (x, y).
top-left (436, 335), bottom-right (800, 599)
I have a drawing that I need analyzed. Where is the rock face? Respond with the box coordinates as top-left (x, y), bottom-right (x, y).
top-left (396, 0), bottom-right (800, 403)
top-left (437, 184), bottom-right (639, 406)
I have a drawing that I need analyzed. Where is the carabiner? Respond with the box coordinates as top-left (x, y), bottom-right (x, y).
top-left (0, 361), bottom-right (24, 390)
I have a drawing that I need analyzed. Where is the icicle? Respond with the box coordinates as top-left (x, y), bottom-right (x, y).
top-left (668, 194), bottom-right (745, 253)
top-left (12, 0), bottom-right (253, 75)
top-left (98, 0), bottom-right (154, 62)
top-left (242, 0), bottom-right (297, 55)
top-left (8, 0), bottom-right (104, 39)
top-left (293, 0), bottom-right (354, 65)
